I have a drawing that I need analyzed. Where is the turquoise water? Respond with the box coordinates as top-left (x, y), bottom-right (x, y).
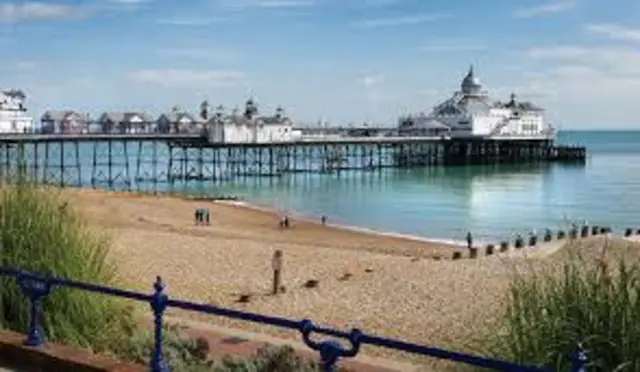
top-left (207, 131), bottom-right (640, 243)
top-left (8, 130), bottom-right (639, 243)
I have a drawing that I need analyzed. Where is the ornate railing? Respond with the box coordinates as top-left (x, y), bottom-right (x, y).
top-left (0, 266), bottom-right (587, 372)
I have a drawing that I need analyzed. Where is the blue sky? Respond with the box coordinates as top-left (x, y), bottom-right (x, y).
top-left (0, 0), bottom-right (639, 129)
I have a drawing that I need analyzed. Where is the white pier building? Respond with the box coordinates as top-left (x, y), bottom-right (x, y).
top-left (0, 89), bottom-right (34, 133)
top-left (207, 99), bottom-right (301, 144)
top-left (398, 66), bottom-right (554, 139)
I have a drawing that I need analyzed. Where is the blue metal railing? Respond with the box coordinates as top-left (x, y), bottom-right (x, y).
top-left (0, 266), bottom-right (587, 372)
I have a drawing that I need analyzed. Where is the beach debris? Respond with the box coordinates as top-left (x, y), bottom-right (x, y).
top-left (237, 294), bottom-right (252, 303)
top-left (485, 244), bottom-right (495, 255)
top-left (430, 255), bottom-right (441, 261)
top-left (339, 272), bottom-right (353, 281)
top-left (452, 252), bottom-right (462, 260)
top-left (500, 241), bottom-right (509, 252)
top-left (303, 279), bottom-right (319, 288)
top-left (272, 250), bottom-right (283, 295)
top-left (364, 268), bottom-right (374, 273)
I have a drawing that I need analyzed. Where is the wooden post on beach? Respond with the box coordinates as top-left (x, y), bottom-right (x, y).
top-left (272, 250), bottom-right (283, 295)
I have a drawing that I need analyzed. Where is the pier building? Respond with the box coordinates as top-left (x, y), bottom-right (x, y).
top-left (206, 99), bottom-right (299, 144)
top-left (40, 111), bottom-right (89, 134)
top-left (398, 66), bottom-right (553, 139)
top-left (0, 89), bottom-right (34, 133)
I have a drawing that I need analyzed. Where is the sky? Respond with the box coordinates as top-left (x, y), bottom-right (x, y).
top-left (0, 0), bottom-right (639, 129)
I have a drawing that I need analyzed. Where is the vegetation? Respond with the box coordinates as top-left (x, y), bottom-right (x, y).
top-left (124, 324), bottom-right (325, 372)
top-left (0, 178), bottom-right (135, 352)
top-left (486, 239), bottom-right (640, 371)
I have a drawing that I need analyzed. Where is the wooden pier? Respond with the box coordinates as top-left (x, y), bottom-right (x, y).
top-left (0, 133), bottom-right (586, 192)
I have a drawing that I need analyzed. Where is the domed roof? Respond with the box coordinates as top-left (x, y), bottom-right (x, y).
top-left (461, 65), bottom-right (482, 94)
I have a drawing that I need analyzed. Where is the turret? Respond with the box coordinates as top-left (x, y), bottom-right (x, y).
top-left (461, 65), bottom-right (482, 95)
top-left (275, 106), bottom-right (284, 120)
top-left (244, 98), bottom-right (258, 120)
top-left (215, 104), bottom-right (225, 118)
top-left (199, 100), bottom-right (210, 121)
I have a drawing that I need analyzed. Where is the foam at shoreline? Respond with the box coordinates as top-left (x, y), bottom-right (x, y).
top-left (215, 199), bottom-right (469, 248)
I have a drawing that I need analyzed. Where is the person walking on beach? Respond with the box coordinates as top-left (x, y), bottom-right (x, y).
top-left (466, 231), bottom-right (473, 250)
top-left (321, 215), bottom-right (327, 225)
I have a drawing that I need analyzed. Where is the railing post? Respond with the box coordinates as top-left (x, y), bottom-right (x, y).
top-left (571, 343), bottom-right (587, 372)
top-left (150, 276), bottom-right (169, 372)
top-left (17, 272), bottom-right (52, 347)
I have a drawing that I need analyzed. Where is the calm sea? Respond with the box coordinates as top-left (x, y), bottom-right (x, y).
top-left (204, 130), bottom-right (640, 244)
top-left (12, 130), bottom-right (639, 244)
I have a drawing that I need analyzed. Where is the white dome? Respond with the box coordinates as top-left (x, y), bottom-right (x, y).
top-left (461, 65), bottom-right (482, 94)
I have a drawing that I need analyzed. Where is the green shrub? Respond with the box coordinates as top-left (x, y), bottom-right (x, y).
top-left (486, 241), bottom-right (640, 371)
top-left (124, 323), bottom-right (333, 372)
top-left (123, 323), bottom-right (213, 371)
top-left (214, 345), bottom-right (323, 372)
top-left (0, 180), bottom-right (135, 352)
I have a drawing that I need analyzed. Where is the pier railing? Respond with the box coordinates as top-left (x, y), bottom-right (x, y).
top-left (0, 266), bottom-right (587, 372)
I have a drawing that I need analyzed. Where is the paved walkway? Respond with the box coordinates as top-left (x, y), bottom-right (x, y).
top-left (163, 316), bottom-right (423, 372)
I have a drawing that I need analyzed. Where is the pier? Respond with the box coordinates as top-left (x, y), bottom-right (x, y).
top-left (0, 133), bottom-right (586, 192)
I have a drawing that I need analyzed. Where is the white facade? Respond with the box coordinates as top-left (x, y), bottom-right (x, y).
top-left (207, 101), bottom-right (295, 144)
top-left (0, 89), bottom-right (34, 133)
top-left (400, 67), bottom-right (553, 139)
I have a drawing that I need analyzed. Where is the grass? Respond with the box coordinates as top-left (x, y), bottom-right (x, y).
top-left (485, 238), bottom-right (640, 371)
top-left (0, 177), bottom-right (136, 353)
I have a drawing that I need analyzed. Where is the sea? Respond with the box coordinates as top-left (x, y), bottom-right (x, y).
top-left (205, 130), bottom-right (640, 244)
top-left (10, 130), bottom-right (640, 244)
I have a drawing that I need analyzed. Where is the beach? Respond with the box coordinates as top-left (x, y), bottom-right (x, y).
top-left (61, 188), bottom-right (640, 369)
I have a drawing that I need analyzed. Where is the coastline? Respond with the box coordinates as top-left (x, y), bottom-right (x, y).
top-left (214, 198), bottom-right (469, 249)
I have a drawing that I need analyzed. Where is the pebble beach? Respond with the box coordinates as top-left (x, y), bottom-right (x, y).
top-left (62, 188), bottom-right (640, 369)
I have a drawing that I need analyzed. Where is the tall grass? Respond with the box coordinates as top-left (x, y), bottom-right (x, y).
top-left (0, 178), bottom-right (135, 353)
top-left (487, 240), bottom-right (640, 371)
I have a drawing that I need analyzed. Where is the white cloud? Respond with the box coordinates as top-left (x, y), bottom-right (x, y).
top-left (127, 69), bottom-right (245, 88)
top-left (359, 73), bottom-right (384, 87)
top-left (525, 45), bottom-right (640, 77)
top-left (15, 61), bottom-right (36, 70)
top-left (520, 45), bottom-right (640, 126)
top-left (157, 48), bottom-right (240, 61)
top-left (513, 1), bottom-right (575, 18)
top-left (526, 45), bottom-right (589, 59)
top-left (421, 39), bottom-right (487, 52)
top-left (0, 2), bottom-right (86, 22)
top-left (215, 0), bottom-right (314, 10)
top-left (356, 0), bottom-right (403, 8)
top-left (585, 23), bottom-right (640, 42)
top-left (110, 0), bottom-right (150, 4)
top-left (156, 17), bottom-right (229, 26)
top-left (352, 13), bottom-right (450, 28)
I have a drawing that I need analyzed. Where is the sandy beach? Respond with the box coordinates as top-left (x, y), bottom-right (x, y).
top-left (60, 188), bottom-right (640, 369)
